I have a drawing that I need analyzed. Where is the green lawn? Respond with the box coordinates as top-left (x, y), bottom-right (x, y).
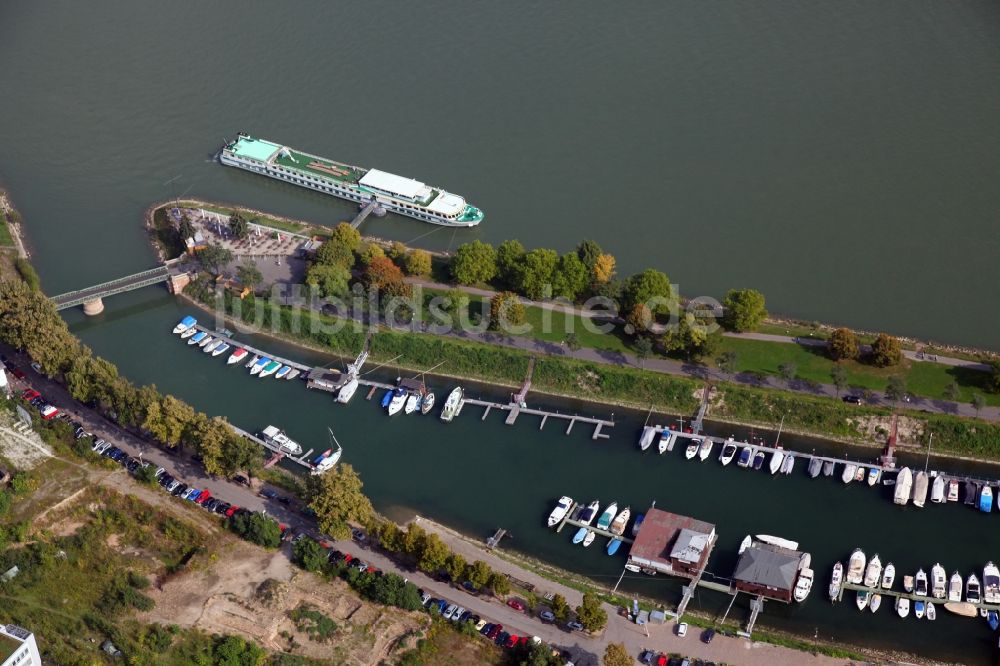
top-left (196, 203), bottom-right (315, 235)
top-left (717, 337), bottom-right (999, 406)
top-left (0, 220), bottom-right (14, 247)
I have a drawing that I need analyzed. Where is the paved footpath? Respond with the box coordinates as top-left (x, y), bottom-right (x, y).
top-left (3, 346), bottom-right (861, 666)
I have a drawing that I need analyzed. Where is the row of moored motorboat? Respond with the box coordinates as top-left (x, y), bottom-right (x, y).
top-left (173, 317), bottom-right (302, 381)
top-left (639, 428), bottom-right (797, 476)
top-left (547, 497), bottom-right (639, 558)
top-left (830, 549), bottom-right (1000, 626)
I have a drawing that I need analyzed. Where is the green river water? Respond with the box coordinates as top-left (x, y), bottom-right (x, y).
top-left (3, 1), bottom-right (1000, 662)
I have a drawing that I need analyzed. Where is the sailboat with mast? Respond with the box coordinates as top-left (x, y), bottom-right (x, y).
top-left (311, 428), bottom-right (344, 475)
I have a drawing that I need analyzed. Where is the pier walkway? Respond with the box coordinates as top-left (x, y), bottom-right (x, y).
top-left (230, 424), bottom-right (316, 471)
top-left (464, 397), bottom-right (613, 440)
top-left (839, 581), bottom-right (1000, 612)
top-left (349, 200), bottom-right (382, 229)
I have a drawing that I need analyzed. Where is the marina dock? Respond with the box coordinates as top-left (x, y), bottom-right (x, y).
top-left (230, 424), bottom-right (316, 471)
top-left (553, 502), bottom-right (635, 543)
top-left (464, 398), bottom-right (614, 440)
top-left (838, 581), bottom-right (1000, 612)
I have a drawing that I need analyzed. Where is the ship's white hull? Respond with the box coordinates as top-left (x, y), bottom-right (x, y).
top-left (220, 152), bottom-right (478, 227)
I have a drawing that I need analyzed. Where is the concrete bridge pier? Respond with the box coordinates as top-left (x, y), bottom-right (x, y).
top-left (82, 298), bottom-right (105, 316)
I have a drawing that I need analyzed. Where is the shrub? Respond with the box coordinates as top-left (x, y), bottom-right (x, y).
top-left (869, 333), bottom-right (902, 367)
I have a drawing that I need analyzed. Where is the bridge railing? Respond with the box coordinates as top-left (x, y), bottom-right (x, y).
top-left (51, 265), bottom-right (173, 310)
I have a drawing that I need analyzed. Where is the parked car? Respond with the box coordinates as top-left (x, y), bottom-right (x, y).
top-left (452, 607), bottom-right (466, 622)
top-left (74, 427), bottom-right (87, 439)
top-left (260, 488), bottom-right (278, 499)
top-left (565, 620), bottom-right (584, 632)
top-left (203, 498), bottom-right (219, 511)
top-left (40, 405), bottom-right (59, 420)
top-left (504, 634), bottom-right (518, 648)
top-left (639, 650), bottom-right (655, 665)
top-left (166, 480), bottom-right (181, 493)
top-left (443, 604), bottom-right (458, 620)
top-left (495, 631), bottom-right (510, 646)
top-left (474, 619), bottom-right (487, 632)
top-left (214, 501), bottom-right (231, 515)
top-left (171, 483), bottom-right (189, 497)
top-left (676, 622), bottom-right (688, 638)
top-left (506, 599), bottom-right (526, 612)
top-left (480, 622), bottom-right (494, 636)
top-left (30, 362), bottom-right (42, 373)
top-left (225, 505), bottom-right (239, 517)
top-left (350, 528), bottom-right (366, 543)
top-left (538, 610), bottom-right (555, 623)
top-left (185, 488), bottom-right (201, 501)
top-left (154, 467), bottom-right (166, 479)
top-left (656, 654), bottom-right (668, 666)
top-left (461, 580), bottom-right (478, 594)
top-left (433, 599), bottom-right (447, 614)
top-left (29, 397), bottom-right (44, 407)
top-left (91, 439), bottom-right (106, 452)
top-left (843, 395), bottom-right (863, 404)
top-left (233, 475), bottom-right (250, 486)
top-left (21, 389), bottom-right (40, 401)
top-left (11, 368), bottom-right (26, 380)
top-left (701, 628), bottom-right (715, 644)
top-left (486, 624), bottom-right (502, 640)
top-left (419, 591), bottom-right (432, 606)
top-left (195, 490), bottom-right (211, 504)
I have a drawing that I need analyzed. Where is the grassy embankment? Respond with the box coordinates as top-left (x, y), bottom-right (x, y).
top-left (187, 281), bottom-right (1000, 457)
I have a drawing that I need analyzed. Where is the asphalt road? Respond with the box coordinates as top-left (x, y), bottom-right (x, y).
top-left (3, 343), bottom-right (858, 666)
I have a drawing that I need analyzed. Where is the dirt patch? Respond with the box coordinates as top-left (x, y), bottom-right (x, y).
top-left (142, 540), bottom-right (427, 665)
top-left (0, 413), bottom-right (54, 469)
top-left (849, 414), bottom-right (924, 445)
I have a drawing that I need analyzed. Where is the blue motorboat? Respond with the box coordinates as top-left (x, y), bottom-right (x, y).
top-left (572, 527), bottom-right (589, 544)
top-left (631, 514), bottom-right (645, 538)
top-left (275, 365), bottom-right (292, 379)
top-left (737, 446), bottom-right (753, 467)
top-left (979, 485), bottom-right (994, 513)
top-left (188, 331), bottom-right (207, 345)
top-left (250, 357), bottom-right (270, 375)
top-left (381, 390), bottom-right (394, 408)
top-left (607, 538), bottom-right (622, 556)
top-left (914, 600), bottom-right (925, 619)
top-left (173, 315), bottom-right (197, 334)
top-left (989, 610), bottom-right (999, 631)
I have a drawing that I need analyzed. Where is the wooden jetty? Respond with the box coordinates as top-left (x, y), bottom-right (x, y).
top-left (230, 424), bottom-right (315, 471)
top-left (486, 528), bottom-right (508, 550)
top-left (838, 581), bottom-right (1000, 612)
top-left (553, 502), bottom-right (634, 543)
top-left (465, 397), bottom-right (613, 440)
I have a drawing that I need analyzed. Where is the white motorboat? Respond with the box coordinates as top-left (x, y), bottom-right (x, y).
top-left (180, 327), bottom-right (198, 340)
top-left (571, 500), bottom-right (601, 544)
top-left (912, 471), bottom-right (929, 508)
top-left (869, 593), bottom-right (881, 613)
top-left (258, 360), bottom-right (281, 378)
top-left (881, 563), bottom-right (895, 589)
top-left (931, 475), bottom-right (946, 503)
top-left (903, 575), bottom-right (915, 593)
top-left (387, 389), bottom-right (407, 416)
top-left (211, 343), bottom-right (230, 357)
top-left (893, 467), bottom-right (913, 505)
top-left (286, 368), bottom-right (300, 381)
top-left (684, 439), bottom-right (700, 460)
top-left (863, 554), bottom-right (883, 588)
top-left (794, 568), bottom-right (814, 602)
top-left (595, 502), bottom-right (618, 532)
top-left (867, 467), bottom-right (880, 486)
top-left (198, 335), bottom-right (214, 348)
top-left (249, 357), bottom-right (270, 375)
top-left (738, 535), bottom-right (753, 555)
top-left (769, 447), bottom-right (784, 475)
top-left (420, 392), bottom-right (435, 414)
top-left (639, 426), bottom-right (657, 451)
top-left (915, 568), bottom-right (928, 597)
top-left (915, 600), bottom-right (925, 619)
top-left (228, 348), bottom-right (248, 365)
top-left (260, 425), bottom-right (303, 456)
top-left (967, 573), bottom-right (982, 603)
top-left (582, 530), bottom-right (596, 547)
top-left (781, 454), bottom-right (795, 475)
top-left (842, 464), bottom-right (857, 484)
top-left (984, 562), bottom-right (1000, 603)
top-left (404, 393), bottom-right (419, 415)
top-left (698, 438), bottom-right (713, 461)
top-left (187, 331), bottom-right (206, 345)
top-left (173, 316), bottom-right (196, 334)
top-left (807, 456), bottom-right (822, 478)
top-left (657, 430), bottom-right (671, 455)
top-left (948, 572), bottom-right (963, 602)
top-left (946, 478), bottom-right (959, 502)
top-left (856, 590), bottom-right (869, 611)
top-left (245, 353), bottom-right (260, 369)
top-left (829, 562), bottom-right (843, 601)
top-left (719, 438), bottom-right (737, 466)
top-left (855, 466), bottom-right (866, 482)
top-left (337, 377), bottom-right (359, 404)
top-left (440, 387), bottom-right (464, 422)
top-left (203, 338), bottom-right (223, 354)
top-left (547, 496), bottom-right (574, 527)
top-left (609, 507), bottom-right (631, 536)
top-left (846, 549), bottom-right (866, 585)
top-left (896, 597), bottom-right (910, 618)
top-left (931, 563), bottom-right (947, 599)
top-left (755, 535), bottom-right (799, 551)
top-left (926, 601), bottom-right (936, 621)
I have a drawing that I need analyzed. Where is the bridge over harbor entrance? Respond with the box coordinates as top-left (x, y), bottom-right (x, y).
top-left (50, 258), bottom-right (192, 315)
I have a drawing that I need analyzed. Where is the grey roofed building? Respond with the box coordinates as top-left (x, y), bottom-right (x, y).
top-left (670, 528), bottom-right (712, 565)
top-left (732, 543), bottom-right (800, 602)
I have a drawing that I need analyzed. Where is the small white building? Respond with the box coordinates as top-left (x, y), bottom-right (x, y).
top-left (1, 624), bottom-right (41, 666)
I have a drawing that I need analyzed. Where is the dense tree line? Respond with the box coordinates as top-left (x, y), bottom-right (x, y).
top-left (0, 279), bottom-right (261, 478)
